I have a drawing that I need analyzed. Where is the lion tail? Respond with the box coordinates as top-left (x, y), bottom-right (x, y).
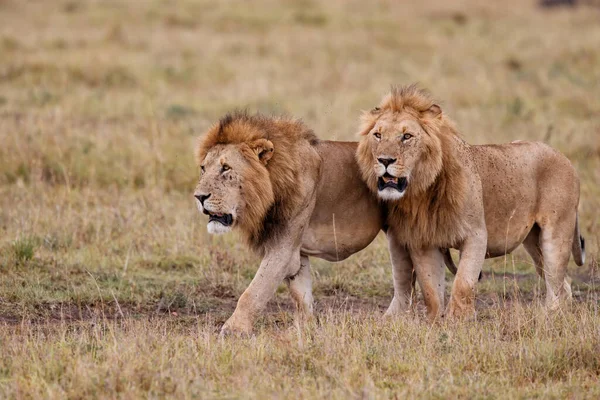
top-left (442, 248), bottom-right (483, 281)
top-left (442, 248), bottom-right (458, 275)
top-left (572, 214), bottom-right (586, 266)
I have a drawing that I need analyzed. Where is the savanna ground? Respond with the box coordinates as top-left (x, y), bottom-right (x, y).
top-left (0, 0), bottom-right (599, 398)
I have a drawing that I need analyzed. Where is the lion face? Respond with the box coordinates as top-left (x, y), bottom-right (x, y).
top-left (194, 142), bottom-right (274, 235)
top-left (362, 111), bottom-right (442, 201)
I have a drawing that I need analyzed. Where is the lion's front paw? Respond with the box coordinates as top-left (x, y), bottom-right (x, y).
top-left (445, 300), bottom-right (476, 321)
top-left (220, 316), bottom-right (253, 338)
top-left (383, 296), bottom-right (412, 319)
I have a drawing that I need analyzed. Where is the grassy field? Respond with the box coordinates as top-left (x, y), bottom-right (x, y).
top-left (1, 0), bottom-right (600, 398)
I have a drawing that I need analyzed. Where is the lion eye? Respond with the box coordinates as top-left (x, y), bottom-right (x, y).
top-left (200, 165), bottom-right (205, 173)
top-left (373, 132), bottom-right (381, 140)
top-left (221, 164), bottom-right (231, 173)
top-left (402, 133), bottom-right (413, 141)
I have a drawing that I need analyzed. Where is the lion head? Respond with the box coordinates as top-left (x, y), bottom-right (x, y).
top-left (356, 85), bottom-right (468, 247)
top-left (194, 112), bottom-right (318, 251)
top-left (356, 85), bottom-right (457, 201)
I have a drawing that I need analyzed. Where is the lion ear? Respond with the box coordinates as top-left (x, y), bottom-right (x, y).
top-left (424, 104), bottom-right (442, 119)
top-left (250, 139), bottom-right (274, 165)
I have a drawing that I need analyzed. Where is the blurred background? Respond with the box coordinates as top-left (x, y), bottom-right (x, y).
top-left (0, 0), bottom-right (599, 321)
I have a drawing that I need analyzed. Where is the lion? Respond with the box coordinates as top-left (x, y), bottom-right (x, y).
top-left (193, 112), bottom-right (386, 336)
top-left (356, 85), bottom-right (586, 320)
top-left (194, 111), bottom-right (458, 335)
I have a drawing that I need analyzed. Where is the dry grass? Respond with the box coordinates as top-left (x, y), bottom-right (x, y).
top-left (0, 0), bottom-right (599, 398)
top-left (2, 305), bottom-right (600, 399)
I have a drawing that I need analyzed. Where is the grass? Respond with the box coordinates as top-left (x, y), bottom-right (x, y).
top-left (9, 236), bottom-right (36, 264)
top-left (0, 0), bottom-right (599, 398)
top-left (2, 305), bottom-right (600, 398)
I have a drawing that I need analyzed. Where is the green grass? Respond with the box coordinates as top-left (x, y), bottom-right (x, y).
top-left (0, 0), bottom-right (599, 398)
top-left (9, 236), bottom-right (36, 264)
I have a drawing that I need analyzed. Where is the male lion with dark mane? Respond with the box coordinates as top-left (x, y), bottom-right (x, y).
top-left (194, 112), bottom-right (388, 335)
top-left (357, 85), bottom-right (585, 319)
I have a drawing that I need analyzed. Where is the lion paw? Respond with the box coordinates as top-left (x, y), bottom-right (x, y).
top-left (383, 296), bottom-right (413, 319)
top-left (445, 302), bottom-right (476, 321)
top-left (219, 317), bottom-right (253, 338)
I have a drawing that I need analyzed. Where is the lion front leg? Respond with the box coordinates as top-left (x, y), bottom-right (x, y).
top-left (384, 232), bottom-right (416, 317)
top-left (411, 247), bottom-right (446, 321)
top-left (446, 230), bottom-right (487, 319)
top-left (221, 246), bottom-right (300, 337)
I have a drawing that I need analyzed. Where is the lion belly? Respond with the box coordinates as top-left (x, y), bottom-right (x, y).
top-left (301, 225), bottom-right (370, 262)
top-left (300, 141), bottom-right (383, 262)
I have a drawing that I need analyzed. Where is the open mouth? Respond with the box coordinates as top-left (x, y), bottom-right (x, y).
top-left (377, 173), bottom-right (408, 193)
top-left (203, 209), bottom-right (234, 226)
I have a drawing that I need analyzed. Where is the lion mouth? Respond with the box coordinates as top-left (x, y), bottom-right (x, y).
top-left (203, 209), bottom-right (234, 226)
top-left (377, 173), bottom-right (408, 193)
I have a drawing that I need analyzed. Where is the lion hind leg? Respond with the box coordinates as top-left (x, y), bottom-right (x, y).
top-left (287, 255), bottom-right (314, 319)
top-left (523, 224), bottom-right (545, 279)
top-left (539, 224), bottom-right (573, 310)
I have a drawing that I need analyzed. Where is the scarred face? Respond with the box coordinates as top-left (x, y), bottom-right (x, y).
top-left (194, 145), bottom-right (244, 234)
top-left (194, 140), bottom-right (274, 235)
top-left (366, 112), bottom-right (433, 200)
top-left (356, 98), bottom-right (444, 202)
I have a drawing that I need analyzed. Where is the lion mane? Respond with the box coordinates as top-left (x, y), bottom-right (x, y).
top-left (196, 112), bottom-right (319, 252)
top-left (356, 85), bottom-right (470, 248)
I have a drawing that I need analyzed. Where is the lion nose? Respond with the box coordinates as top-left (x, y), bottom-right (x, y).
top-left (195, 193), bottom-right (210, 206)
top-left (377, 158), bottom-right (396, 167)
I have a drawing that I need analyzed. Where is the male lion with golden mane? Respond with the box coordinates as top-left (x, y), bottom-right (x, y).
top-left (194, 112), bottom-right (396, 336)
top-left (357, 85), bottom-right (585, 320)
